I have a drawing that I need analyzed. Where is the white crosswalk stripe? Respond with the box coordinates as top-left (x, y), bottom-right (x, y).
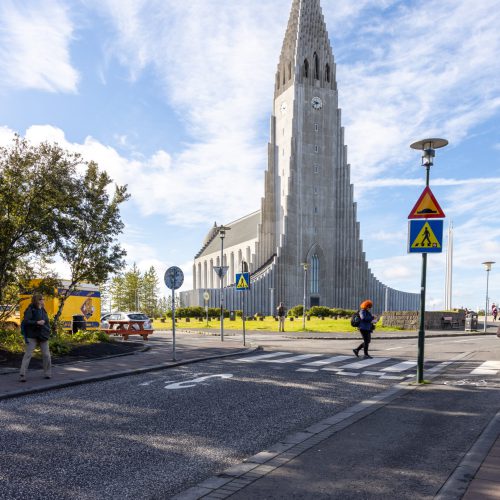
top-left (237, 352), bottom-right (291, 362)
top-left (263, 354), bottom-right (323, 364)
top-left (381, 361), bottom-right (417, 373)
top-left (339, 358), bottom-right (389, 370)
top-left (303, 355), bottom-right (351, 367)
top-left (470, 361), bottom-right (500, 375)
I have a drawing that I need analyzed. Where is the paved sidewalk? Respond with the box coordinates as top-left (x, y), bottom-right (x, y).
top-left (0, 332), bottom-right (257, 400)
top-left (462, 435), bottom-right (500, 499)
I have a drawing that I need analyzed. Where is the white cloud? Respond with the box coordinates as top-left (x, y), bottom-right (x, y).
top-left (0, 0), bottom-right (78, 93)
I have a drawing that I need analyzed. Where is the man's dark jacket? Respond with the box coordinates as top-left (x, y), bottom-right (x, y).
top-left (22, 305), bottom-right (50, 340)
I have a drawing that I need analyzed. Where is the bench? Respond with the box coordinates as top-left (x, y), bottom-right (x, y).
top-left (103, 320), bottom-right (154, 341)
top-left (441, 316), bottom-right (460, 330)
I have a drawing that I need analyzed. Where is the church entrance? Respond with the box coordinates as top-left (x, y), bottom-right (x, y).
top-left (310, 296), bottom-right (320, 307)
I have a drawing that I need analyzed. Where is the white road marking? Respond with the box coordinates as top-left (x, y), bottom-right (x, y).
top-left (322, 367), bottom-right (343, 372)
top-left (296, 368), bottom-right (318, 373)
top-left (303, 355), bottom-right (351, 366)
top-left (470, 361), bottom-right (500, 375)
top-left (263, 354), bottom-right (323, 364)
top-left (337, 371), bottom-right (359, 377)
top-left (341, 358), bottom-right (389, 370)
top-left (380, 375), bottom-right (405, 380)
top-left (452, 339), bottom-right (477, 343)
top-left (165, 374), bottom-right (233, 390)
top-left (237, 352), bottom-right (291, 362)
top-left (385, 347), bottom-right (405, 351)
top-left (362, 371), bottom-right (383, 376)
top-left (382, 361), bottom-right (417, 373)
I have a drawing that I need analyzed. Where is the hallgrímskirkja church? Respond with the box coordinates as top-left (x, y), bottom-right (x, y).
top-left (181, 0), bottom-right (419, 315)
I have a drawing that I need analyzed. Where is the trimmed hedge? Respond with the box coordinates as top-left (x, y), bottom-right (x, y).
top-left (287, 305), bottom-right (356, 318)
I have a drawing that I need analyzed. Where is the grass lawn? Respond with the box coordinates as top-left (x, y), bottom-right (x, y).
top-left (152, 317), bottom-right (406, 333)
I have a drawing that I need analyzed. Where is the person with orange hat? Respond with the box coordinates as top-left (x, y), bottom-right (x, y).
top-left (353, 299), bottom-right (377, 359)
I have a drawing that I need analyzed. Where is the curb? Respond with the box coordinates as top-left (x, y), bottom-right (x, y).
top-left (0, 346), bottom-right (261, 401)
top-left (0, 343), bottom-right (149, 376)
top-left (434, 409), bottom-right (500, 500)
top-left (172, 352), bottom-right (470, 500)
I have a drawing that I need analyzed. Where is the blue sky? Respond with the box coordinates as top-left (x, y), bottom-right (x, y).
top-left (1, 0), bottom-right (499, 311)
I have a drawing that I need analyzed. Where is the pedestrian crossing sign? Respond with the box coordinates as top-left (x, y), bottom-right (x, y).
top-left (408, 220), bottom-right (443, 253)
top-left (235, 272), bottom-right (250, 290)
top-left (408, 186), bottom-right (445, 219)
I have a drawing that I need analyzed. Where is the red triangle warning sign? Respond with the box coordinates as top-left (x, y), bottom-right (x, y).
top-left (408, 186), bottom-right (445, 219)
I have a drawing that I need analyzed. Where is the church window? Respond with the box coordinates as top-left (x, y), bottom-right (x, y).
top-left (325, 63), bottom-right (330, 83)
top-left (283, 67), bottom-right (286, 85)
top-left (311, 255), bottom-right (319, 294)
top-left (304, 59), bottom-right (309, 78)
top-left (314, 207), bottom-right (318, 213)
top-left (314, 145), bottom-right (319, 153)
top-left (314, 53), bottom-right (319, 80)
top-left (288, 62), bottom-right (292, 80)
top-left (314, 124), bottom-right (319, 132)
top-left (276, 73), bottom-right (280, 89)
top-left (314, 187), bottom-right (318, 194)
top-left (314, 165), bottom-right (319, 173)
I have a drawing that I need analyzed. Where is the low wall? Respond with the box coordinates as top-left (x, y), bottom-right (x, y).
top-left (382, 311), bottom-right (466, 330)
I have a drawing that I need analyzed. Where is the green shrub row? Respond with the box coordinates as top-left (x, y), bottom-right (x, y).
top-left (287, 305), bottom-right (356, 318)
top-left (166, 307), bottom-right (244, 319)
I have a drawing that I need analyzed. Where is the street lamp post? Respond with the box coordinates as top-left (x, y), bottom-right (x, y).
top-left (301, 262), bottom-right (309, 330)
top-left (217, 225), bottom-right (230, 342)
top-left (482, 261), bottom-right (495, 332)
top-left (410, 138), bottom-right (448, 384)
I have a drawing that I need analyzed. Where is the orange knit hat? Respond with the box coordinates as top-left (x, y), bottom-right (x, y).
top-left (360, 300), bottom-right (373, 309)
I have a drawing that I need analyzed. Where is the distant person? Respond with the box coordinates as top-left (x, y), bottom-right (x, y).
top-left (277, 302), bottom-right (286, 332)
top-left (19, 293), bottom-right (52, 382)
top-left (493, 306), bottom-right (498, 322)
top-left (353, 299), bottom-right (377, 359)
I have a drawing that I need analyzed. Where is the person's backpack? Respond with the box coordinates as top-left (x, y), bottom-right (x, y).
top-left (350, 310), bottom-right (361, 328)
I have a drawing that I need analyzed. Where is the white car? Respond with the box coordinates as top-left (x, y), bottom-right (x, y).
top-left (100, 312), bottom-right (153, 330)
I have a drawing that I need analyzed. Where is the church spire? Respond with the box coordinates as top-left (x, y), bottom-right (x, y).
top-left (275, 0), bottom-right (336, 98)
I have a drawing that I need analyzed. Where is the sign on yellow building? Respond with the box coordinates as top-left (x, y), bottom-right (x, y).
top-left (19, 280), bottom-right (101, 330)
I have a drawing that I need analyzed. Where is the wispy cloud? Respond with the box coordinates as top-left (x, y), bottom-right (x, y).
top-left (0, 0), bottom-right (78, 93)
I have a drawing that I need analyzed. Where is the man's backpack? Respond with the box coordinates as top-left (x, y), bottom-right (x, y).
top-left (350, 311), bottom-right (361, 328)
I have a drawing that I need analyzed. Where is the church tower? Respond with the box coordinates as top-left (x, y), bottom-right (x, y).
top-left (182, 0), bottom-right (419, 314)
top-left (256, 0), bottom-right (371, 309)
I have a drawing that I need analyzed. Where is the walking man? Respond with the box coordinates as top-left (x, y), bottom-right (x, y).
top-left (277, 302), bottom-right (286, 332)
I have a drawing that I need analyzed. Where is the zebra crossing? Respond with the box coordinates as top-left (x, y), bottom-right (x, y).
top-left (232, 352), bottom-right (500, 381)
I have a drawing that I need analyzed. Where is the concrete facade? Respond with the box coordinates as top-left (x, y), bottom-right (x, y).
top-left (181, 0), bottom-right (419, 315)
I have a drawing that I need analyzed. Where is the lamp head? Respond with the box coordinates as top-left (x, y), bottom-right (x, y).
top-left (218, 225), bottom-right (231, 239)
top-left (300, 262), bottom-right (309, 270)
top-left (410, 138), bottom-right (448, 168)
top-left (482, 261), bottom-right (495, 271)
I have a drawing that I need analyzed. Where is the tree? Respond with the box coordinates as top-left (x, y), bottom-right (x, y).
top-left (53, 161), bottom-right (129, 326)
top-left (0, 136), bottom-right (79, 311)
top-left (141, 266), bottom-right (160, 317)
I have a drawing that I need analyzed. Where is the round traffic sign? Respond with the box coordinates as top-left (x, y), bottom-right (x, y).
top-left (164, 266), bottom-right (184, 290)
top-left (203, 291), bottom-right (210, 301)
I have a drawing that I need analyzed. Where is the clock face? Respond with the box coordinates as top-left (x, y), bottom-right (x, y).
top-left (311, 97), bottom-right (323, 110)
top-left (280, 101), bottom-right (287, 114)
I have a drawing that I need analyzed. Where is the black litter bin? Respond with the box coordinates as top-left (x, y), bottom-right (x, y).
top-left (72, 314), bottom-right (87, 333)
top-left (229, 310), bottom-right (236, 321)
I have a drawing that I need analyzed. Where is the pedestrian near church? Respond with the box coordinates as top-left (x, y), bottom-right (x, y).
top-left (277, 302), bottom-right (286, 332)
top-left (19, 293), bottom-right (52, 382)
top-left (353, 300), bottom-right (377, 359)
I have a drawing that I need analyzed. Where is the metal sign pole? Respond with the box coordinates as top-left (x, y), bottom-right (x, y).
top-left (242, 263), bottom-right (246, 347)
top-left (172, 285), bottom-right (176, 361)
top-left (164, 266), bottom-right (183, 363)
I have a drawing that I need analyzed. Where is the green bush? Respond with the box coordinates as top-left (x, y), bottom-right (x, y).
top-left (288, 305), bottom-right (303, 317)
top-left (0, 328), bottom-right (25, 353)
top-left (308, 306), bottom-right (333, 317)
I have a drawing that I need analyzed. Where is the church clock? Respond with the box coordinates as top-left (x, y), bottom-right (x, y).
top-left (311, 96), bottom-right (323, 110)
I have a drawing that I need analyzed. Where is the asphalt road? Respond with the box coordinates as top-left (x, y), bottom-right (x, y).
top-left (1, 334), bottom-right (499, 499)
